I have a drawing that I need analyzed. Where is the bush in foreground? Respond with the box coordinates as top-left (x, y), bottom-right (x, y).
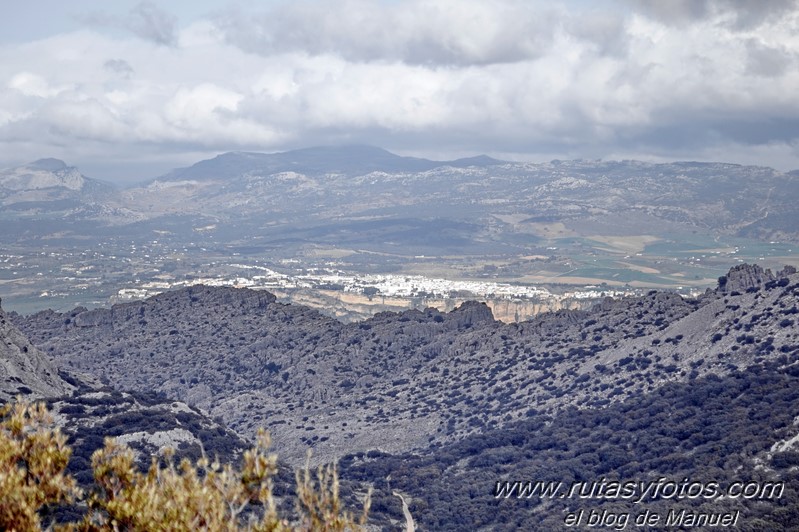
top-left (0, 398), bottom-right (369, 531)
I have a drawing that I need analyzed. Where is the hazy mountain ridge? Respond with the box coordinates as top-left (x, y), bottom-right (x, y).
top-left (0, 158), bottom-right (86, 191)
top-left (155, 146), bottom-right (473, 182)
top-left (4, 148), bottom-right (798, 244)
top-left (128, 152), bottom-right (799, 243)
top-left (0, 158), bottom-right (117, 226)
top-left (3, 147), bottom-right (797, 318)
top-left (12, 264), bottom-right (799, 466)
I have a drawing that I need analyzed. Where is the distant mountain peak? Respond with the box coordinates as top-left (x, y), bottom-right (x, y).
top-left (157, 145), bottom-right (507, 183)
top-left (29, 158), bottom-right (69, 172)
top-left (450, 154), bottom-right (505, 167)
top-left (0, 158), bottom-right (86, 192)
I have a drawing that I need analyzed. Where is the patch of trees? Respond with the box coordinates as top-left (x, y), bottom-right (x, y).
top-left (0, 400), bottom-right (370, 531)
top-left (342, 356), bottom-right (799, 530)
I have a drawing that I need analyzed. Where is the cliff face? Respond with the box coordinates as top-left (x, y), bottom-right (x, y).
top-left (270, 287), bottom-right (596, 323)
top-left (718, 263), bottom-right (797, 293)
top-left (0, 298), bottom-right (73, 401)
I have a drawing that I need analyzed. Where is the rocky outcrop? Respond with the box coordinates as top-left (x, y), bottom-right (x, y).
top-left (718, 263), bottom-right (797, 293)
top-left (46, 388), bottom-right (249, 476)
top-left (448, 300), bottom-right (494, 327)
top-left (720, 263), bottom-right (773, 292)
top-left (67, 285), bottom-right (280, 330)
top-left (0, 298), bottom-right (73, 401)
top-left (0, 158), bottom-right (85, 191)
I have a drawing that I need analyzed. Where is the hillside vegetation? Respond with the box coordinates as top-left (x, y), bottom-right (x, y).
top-left (13, 264), bottom-right (799, 465)
top-left (4, 263), bottom-right (799, 529)
top-left (0, 398), bottom-right (369, 531)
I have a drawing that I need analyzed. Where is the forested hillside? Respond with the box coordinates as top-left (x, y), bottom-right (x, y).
top-left (12, 265), bottom-right (799, 465)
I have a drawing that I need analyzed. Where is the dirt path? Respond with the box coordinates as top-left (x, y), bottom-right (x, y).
top-left (392, 491), bottom-right (415, 532)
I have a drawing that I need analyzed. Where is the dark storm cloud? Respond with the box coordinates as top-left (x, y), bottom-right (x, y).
top-left (613, 106), bottom-right (799, 155)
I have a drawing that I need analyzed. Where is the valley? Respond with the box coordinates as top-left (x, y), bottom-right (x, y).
top-left (10, 264), bottom-right (798, 465)
top-left (2, 147), bottom-right (799, 529)
top-left (2, 148), bottom-right (798, 320)
top-left (3, 262), bottom-right (799, 529)
top-left (5, 2), bottom-right (799, 527)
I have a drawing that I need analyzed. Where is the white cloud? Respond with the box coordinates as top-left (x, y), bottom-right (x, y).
top-left (629, 0), bottom-right (798, 29)
top-left (213, 0), bottom-right (559, 66)
top-left (164, 84), bottom-right (242, 127)
top-left (104, 59), bottom-right (135, 79)
top-left (0, 0), bottom-right (798, 178)
top-left (8, 72), bottom-right (70, 98)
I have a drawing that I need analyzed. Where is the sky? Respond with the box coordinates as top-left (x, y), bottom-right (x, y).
top-left (1, 0), bottom-right (798, 183)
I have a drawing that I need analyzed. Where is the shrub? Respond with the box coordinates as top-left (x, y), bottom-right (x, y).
top-left (0, 398), bottom-right (370, 531)
top-left (0, 399), bottom-right (78, 531)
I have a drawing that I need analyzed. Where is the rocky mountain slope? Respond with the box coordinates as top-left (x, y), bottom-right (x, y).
top-left (13, 264), bottom-right (799, 466)
top-left (0, 158), bottom-right (87, 192)
top-left (0, 298), bottom-right (73, 401)
top-left (0, 158), bottom-right (114, 203)
top-left (0, 297), bottom-right (251, 495)
top-left (44, 385), bottom-right (250, 486)
top-left (344, 359), bottom-right (799, 530)
top-left (0, 158), bottom-right (122, 234)
top-left (5, 263), bottom-right (799, 529)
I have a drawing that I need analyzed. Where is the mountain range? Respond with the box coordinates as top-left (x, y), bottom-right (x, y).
top-left (3, 146), bottom-right (798, 245)
top-left (2, 145), bottom-right (799, 318)
top-left (4, 146), bottom-right (799, 528)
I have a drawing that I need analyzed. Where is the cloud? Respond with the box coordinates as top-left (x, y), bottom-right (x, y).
top-left (7, 72), bottom-right (69, 98)
top-left (104, 59), bottom-right (135, 78)
top-left (631, 0), bottom-right (798, 29)
top-left (127, 1), bottom-right (178, 46)
top-left (566, 10), bottom-right (630, 57)
top-left (745, 39), bottom-right (794, 77)
top-left (1, 0), bottom-right (799, 178)
top-left (85, 1), bottom-right (178, 46)
top-left (213, 0), bottom-right (559, 66)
